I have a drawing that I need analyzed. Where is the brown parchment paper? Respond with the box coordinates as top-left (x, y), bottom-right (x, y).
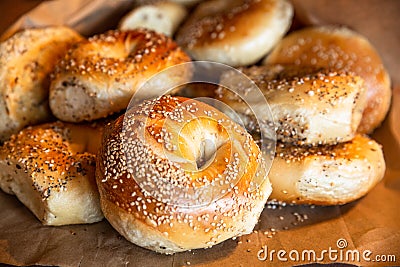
top-left (0, 1), bottom-right (399, 266)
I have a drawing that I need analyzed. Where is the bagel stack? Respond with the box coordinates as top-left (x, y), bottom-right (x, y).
top-left (0, 27), bottom-right (108, 226)
top-left (0, 26), bottom-right (191, 228)
top-left (0, 1), bottom-right (392, 256)
top-left (258, 26), bottom-right (390, 204)
top-left (216, 64), bottom-right (386, 205)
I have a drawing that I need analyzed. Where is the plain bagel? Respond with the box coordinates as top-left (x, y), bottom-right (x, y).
top-left (264, 26), bottom-right (391, 134)
top-left (176, 0), bottom-right (293, 66)
top-left (0, 26), bottom-right (82, 142)
top-left (49, 29), bottom-right (191, 122)
top-left (0, 121), bottom-right (104, 225)
top-left (96, 95), bottom-right (272, 254)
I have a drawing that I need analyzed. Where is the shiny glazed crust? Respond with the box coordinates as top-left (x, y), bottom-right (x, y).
top-left (50, 29), bottom-right (191, 122)
top-left (176, 0), bottom-right (293, 66)
top-left (96, 95), bottom-right (272, 254)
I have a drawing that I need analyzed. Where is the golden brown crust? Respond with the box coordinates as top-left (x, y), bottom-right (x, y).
top-left (268, 134), bottom-right (386, 205)
top-left (96, 95), bottom-right (272, 253)
top-left (0, 26), bottom-right (83, 142)
top-left (176, 0), bottom-right (293, 66)
top-left (49, 29), bottom-right (191, 122)
top-left (216, 64), bottom-right (367, 145)
top-left (0, 121), bottom-right (104, 225)
top-left (264, 26), bottom-right (391, 133)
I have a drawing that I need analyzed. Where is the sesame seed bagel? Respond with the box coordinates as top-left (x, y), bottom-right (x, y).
top-left (49, 29), bottom-right (191, 122)
top-left (0, 26), bottom-right (83, 142)
top-left (216, 64), bottom-right (367, 145)
top-left (0, 121), bottom-right (104, 225)
top-left (268, 134), bottom-right (385, 205)
top-left (264, 26), bottom-right (392, 134)
top-left (176, 0), bottom-right (293, 66)
top-left (96, 95), bottom-right (272, 254)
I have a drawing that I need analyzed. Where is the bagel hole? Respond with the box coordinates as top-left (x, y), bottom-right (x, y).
top-left (196, 138), bottom-right (217, 170)
top-left (177, 116), bottom-right (229, 172)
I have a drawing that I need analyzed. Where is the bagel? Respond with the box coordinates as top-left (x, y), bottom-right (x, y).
top-left (264, 26), bottom-right (392, 134)
top-left (216, 64), bottom-right (367, 145)
top-left (119, 2), bottom-right (187, 37)
top-left (96, 95), bottom-right (272, 254)
top-left (0, 26), bottom-right (83, 142)
top-left (176, 0), bottom-right (293, 66)
top-left (49, 29), bottom-right (191, 123)
top-left (268, 134), bottom-right (385, 205)
top-left (0, 121), bottom-right (104, 225)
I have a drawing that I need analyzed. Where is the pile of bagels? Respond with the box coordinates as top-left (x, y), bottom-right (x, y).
top-left (0, 0), bottom-right (390, 255)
